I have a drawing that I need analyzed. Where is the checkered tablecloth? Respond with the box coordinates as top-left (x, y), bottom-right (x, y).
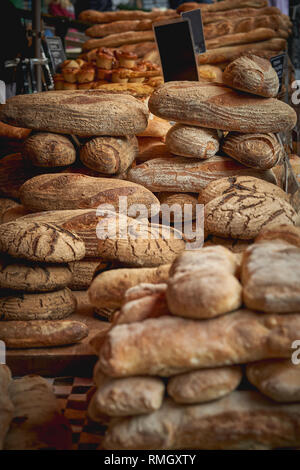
top-left (46, 376), bottom-right (106, 450)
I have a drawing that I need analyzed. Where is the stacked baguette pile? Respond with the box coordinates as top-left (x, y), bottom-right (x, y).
top-left (79, 0), bottom-right (291, 75)
top-left (0, 364), bottom-right (72, 449)
top-left (88, 223), bottom-right (300, 450)
top-left (127, 54), bottom-right (298, 252)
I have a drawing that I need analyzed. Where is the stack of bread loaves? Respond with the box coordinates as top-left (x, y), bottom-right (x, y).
top-left (88, 223), bottom-right (300, 450)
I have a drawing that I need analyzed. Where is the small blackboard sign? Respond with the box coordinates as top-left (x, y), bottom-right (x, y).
top-left (153, 18), bottom-right (199, 82)
top-left (142, 0), bottom-right (169, 9)
top-left (270, 53), bottom-right (286, 92)
top-left (44, 36), bottom-right (66, 74)
top-left (181, 8), bottom-right (206, 55)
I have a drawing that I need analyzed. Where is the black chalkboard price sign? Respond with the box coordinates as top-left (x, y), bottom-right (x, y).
top-left (181, 8), bottom-right (206, 55)
top-left (270, 53), bottom-right (286, 93)
top-left (44, 36), bottom-right (66, 74)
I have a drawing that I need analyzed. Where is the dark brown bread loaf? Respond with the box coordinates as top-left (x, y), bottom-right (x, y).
top-left (222, 132), bottom-right (282, 169)
top-left (23, 132), bottom-right (76, 168)
top-left (0, 320), bottom-right (89, 348)
top-left (149, 81), bottom-right (296, 133)
top-left (79, 136), bottom-right (138, 174)
top-left (0, 153), bottom-right (40, 199)
top-left (0, 91), bottom-right (149, 137)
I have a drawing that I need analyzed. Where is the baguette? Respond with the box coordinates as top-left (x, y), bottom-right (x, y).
top-left (199, 0), bottom-right (268, 12)
top-left (201, 7), bottom-right (282, 25)
top-left (0, 365), bottom-right (13, 450)
top-left (206, 28), bottom-right (276, 50)
top-left (86, 20), bottom-right (153, 38)
top-left (79, 9), bottom-right (175, 24)
top-left (83, 31), bottom-right (155, 52)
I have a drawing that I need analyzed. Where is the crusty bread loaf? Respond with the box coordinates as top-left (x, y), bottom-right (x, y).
top-left (0, 288), bottom-right (76, 321)
top-left (20, 173), bottom-right (159, 214)
top-left (166, 247), bottom-right (242, 320)
top-left (0, 153), bottom-right (40, 199)
top-left (23, 132), bottom-right (76, 168)
top-left (1, 205), bottom-right (31, 224)
top-left (4, 375), bottom-right (72, 450)
top-left (88, 264), bottom-right (170, 309)
top-left (242, 241), bottom-right (300, 313)
top-left (222, 132), bottom-right (282, 169)
top-left (102, 392), bottom-right (300, 450)
top-left (255, 224), bottom-right (300, 248)
top-left (201, 7), bottom-right (283, 25)
top-left (205, 193), bottom-right (296, 240)
top-left (158, 192), bottom-right (198, 222)
top-left (83, 31), bottom-right (154, 51)
top-left (167, 366), bottom-right (242, 404)
top-left (0, 320), bottom-right (88, 348)
top-left (0, 258), bottom-right (72, 292)
top-left (68, 258), bottom-right (111, 291)
top-left (97, 310), bottom-right (300, 377)
top-left (0, 121), bottom-right (31, 140)
top-left (79, 136), bottom-right (138, 175)
top-left (206, 28), bottom-right (277, 50)
top-left (0, 220), bottom-right (86, 263)
top-left (165, 124), bottom-right (219, 159)
top-left (149, 81), bottom-right (295, 133)
top-left (128, 157), bottom-right (277, 193)
top-left (0, 91), bottom-right (149, 137)
top-left (223, 54), bottom-right (279, 97)
top-left (246, 360), bottom-right (300, 402)
top-left (137, 141), bottom-right (172, 163)
top-left (199, 176), bottom-right (289, 206)
top-left (79, 9), bottom-right (175, 24)
top-left (0, 365), bottom-right (13, 450)
top-left (0, 199), bottom-right (20, 223)
top-left (85, 19), bottom-right (153, 38)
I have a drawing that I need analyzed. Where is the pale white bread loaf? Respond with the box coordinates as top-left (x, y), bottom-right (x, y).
top-left (166, 247), bottom-right (242, 319)
top-left (0, 91), bottom-right (149, 137)
top-left (127, 157), bottom-right (277, 193)
top-left (148, 81), bottom-right (295, 133)
top-left (165, 124), bottom-right (220, 159)
top-left (97, 310), bottom-right (300, 377)
top-left (223, 54), bottom-right (279, 97)
top-left (4, 375), bottom-right (72, 450)
top-left (0, 365), bottom-right (13, 450)
top-left (222, 132), bottom-right (282, 169)
top-left (167, 366), bottom-right (242, 404)
top-left (102, 392), bottom-right (300, 450)
top-left (246, 360), bottom-right (300, 402)
top-left (204, 193), bottom-right (297, 240)
top-left (241, 241), bottom-right (300, 313)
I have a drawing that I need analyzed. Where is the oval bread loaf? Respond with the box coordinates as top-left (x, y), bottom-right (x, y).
top-left (23, 132), bottom-right (76, 168)
top-left (222, 132), bottom-right (282, 169)
top-left (205, 193), bottom-right (297, 240)
top-left (0, 221), bottom-right (86, 263)
top-left (223, 54), bottom-right (279, 97)
top-left (165, 124), bottom-right (220, 159)
top-left (0, 90), bottom-right (149, 137)
top-left (20, 173), bottom-right (159, 214)
top-left (80, 136), bottom-right (138, 174)
top-left (0, 288), bottom-right (76, 321)
top-left (148, 81), bottom-right (296, 133)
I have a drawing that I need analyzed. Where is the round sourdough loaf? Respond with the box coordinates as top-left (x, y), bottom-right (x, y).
top-left (23, 132), bottom-right (76, 168)
top-left (199, 175), bottom-right (289, 205)
top-left (0, 288), bottom-right (76, 321)
top-left (80, 136), bottom-right (138, 174)
top-left (0, 320), bottom-right (89, 348)
top-left (148, 81), bottom-right (296, 133)
top-left (19, 173), bottom-right (159, 213)
top-left (0, 258), bottom-right (72, 292)
top-left (0, 90), bottom-right (149, 137)
top-left (223, 54), bottom-right (279, 97)
top-left (165, 124), bottom-right (219, 159)
top-left (222, 132), bottom-right (282, 169)
top-left (205, 193), bottom-right (297, 239)
top-left (0, 221), bottom-right (86, 262)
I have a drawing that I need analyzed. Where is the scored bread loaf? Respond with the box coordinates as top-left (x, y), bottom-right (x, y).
top-left (165, 124), bottom-right (219, 159)
top-left (23, 132), bottom-right (76, 168)
top-left (0, 365), bottom-right (13, 450)
top-left (83, 31), bottom-right (155, 51)
top-left (199, 176), bottom-right (289, 205)
top-left (128, 157), bottom-right (277, 193)
top-left (241, 241), bottom-right (300, 313)
top-left (223, 54), bottom-right (279, 97)
top-left (149, 81), bottom-right (295, 133)
top-left (102, 392), bottom-right (300, 450)
top-left (246, 360), bottom-right (300, 403)
top-left (0, 91), bottom-right (149, 137)
top-left (85, 19), bottom-right (153, 37)
top-left (166, 247), bottom-right (242, 320)
top-left (0, 220), bottom-right (86, 263)
top-left (68, 258), bottom-right (114, 291)
top-left (0, 320), bottom-right (89, 349)
top-left (255, 224), bottom-right (300, 248)
top-left (0, 258), bottom-right (72, 292)
top-left (20, 173), bottom-right (159, 213)
top-left (0, 288), bottom-right (76, 321)
top-left (4, 375), bottom-right (72, 450)
top-left (167, 366), bottom-right (242, 404)
top-left (97, 310), bottom-right (300, 377)
top-left (205, 193), bottom-right (296, 240)
top-left (79, 136), bottom-right (138, 174)
top-left (222, 133), bottom-right (282, 169)
top-left (88, 264), bottom-right (170, 309)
